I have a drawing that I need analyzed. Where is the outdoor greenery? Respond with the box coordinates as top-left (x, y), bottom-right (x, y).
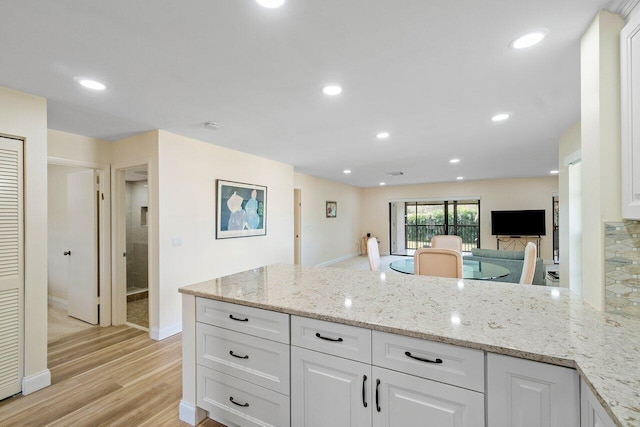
top-left (405, 204), bottom-right (479, 250)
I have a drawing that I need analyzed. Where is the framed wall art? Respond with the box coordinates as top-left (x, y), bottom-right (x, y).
top-left (326, 201), bottom-right (337, 218)
top-left (216, 179), bottom-right (267, 239)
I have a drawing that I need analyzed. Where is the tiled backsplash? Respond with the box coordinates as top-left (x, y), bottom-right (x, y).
top-left (605, 220), bottom-right (640, 317)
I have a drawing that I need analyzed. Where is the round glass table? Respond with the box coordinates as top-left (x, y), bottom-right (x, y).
top-left (389, 258), bottom-right (510, 280)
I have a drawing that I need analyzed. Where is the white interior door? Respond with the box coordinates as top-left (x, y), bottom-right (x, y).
top-left (0, 136), bottom-right (24, 400)
top-left (67, 170), bottom-right (98, 324)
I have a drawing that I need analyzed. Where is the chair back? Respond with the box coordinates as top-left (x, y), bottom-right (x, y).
top-left (414, 248), bottom-right (463, 278)
top-left (367, 237), bottom-right (380, 271)
top-left (519, 242), bottom-right (537, 285)
top-left (430, 235), bottom-right (463, 252)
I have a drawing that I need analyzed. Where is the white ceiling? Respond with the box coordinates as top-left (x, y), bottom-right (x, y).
top-left (0, 0), bottom-right (627, 187)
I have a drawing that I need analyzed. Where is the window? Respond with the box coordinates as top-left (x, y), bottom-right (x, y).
top-left (404, 200), bottom-right (480, 252)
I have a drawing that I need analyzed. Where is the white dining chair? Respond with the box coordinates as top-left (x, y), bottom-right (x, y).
top-left (414, 248), bottom-right (463, 278)
top-left (367, 237), bottom-right (380, 271)
top-left (519, 242), bottom-right (537, 285)
top-left (430, 235), bottom-right (463, 252)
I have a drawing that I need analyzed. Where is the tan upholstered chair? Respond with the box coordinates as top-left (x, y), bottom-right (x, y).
top-left (519, 242), bottom-right (537, 285)
top-left (430, 235), bottom-right (463, 252)
top-left (413, 248), bottom-right (463, 278)
top-left (367, 237), bottom-right (380, 271)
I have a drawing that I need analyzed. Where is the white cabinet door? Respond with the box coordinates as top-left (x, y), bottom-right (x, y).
top-left (372, 366), bottom-right (484, 427)
top-left (621, 9), bottom-right (640, 219)
top-left (580, 379), bottom-right (616, 427)
top-left (291, 346), bottom-right (371, 427)
top-left (487, 353), bottom-right (579, 427)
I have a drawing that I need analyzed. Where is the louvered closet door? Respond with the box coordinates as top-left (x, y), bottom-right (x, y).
top-left (0, 136), bottom-right (23, 400)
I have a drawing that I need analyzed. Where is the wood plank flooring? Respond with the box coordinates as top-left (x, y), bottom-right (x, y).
top-left (0, 325), bottom-right (224, 427)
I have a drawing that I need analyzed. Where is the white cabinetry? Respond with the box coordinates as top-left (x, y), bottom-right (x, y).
top-left (621, 10), bottom-right (640, 219)
top-left (580, 379), bottom-right (616, 427)
top-left (291, 316), bottom-right (484, 427)
top-left (195, 298), bottom-right (290, 427)
top-left (487, 353), bottom-right (579, 427)
top-left (291, 346), bottom-right (371, 427)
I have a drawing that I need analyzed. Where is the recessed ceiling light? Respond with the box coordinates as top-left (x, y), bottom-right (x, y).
top-left (449, 158), bottom-right (460, 164)
top-left (343, 169), bottom-right (351, 174)
top-left (379, 182), bottom-right (386, 186)
top-left (256, 0), bottom-right (285, 8)
top-left (457, 176), bottom-right (464, 180)
top-left (376, 132), bottom-right (390, 139)
top-left (78, 79), bottom-right (106, 90)
top-left (491, 113), bottom-right (510, 122)
top-left (510, 29), bottom-right (548, 49)
top-left (323, 85), bottom-right (342, 96)
top-left (550, 170), bottom-right (559, 174)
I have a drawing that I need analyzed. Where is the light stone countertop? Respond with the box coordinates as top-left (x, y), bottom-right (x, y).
top-left (179, 264), bottom-right (640, 427)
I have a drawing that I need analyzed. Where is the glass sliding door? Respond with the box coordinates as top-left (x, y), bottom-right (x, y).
top-left (392, 199), bottom-right (480, 255)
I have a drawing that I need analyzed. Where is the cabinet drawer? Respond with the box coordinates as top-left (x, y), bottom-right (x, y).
top-left (291, 316), bottom-right (371, 363)
top-left (197, 322), bottom-right (290, 395)
top-left (196, 298), bottom-right (289, 344)
top-left (197, 365), bottom-right (290, 427)
top-left (372, 331), bottom-right (484, 392)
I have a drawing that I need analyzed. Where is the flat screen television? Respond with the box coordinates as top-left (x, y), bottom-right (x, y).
top-left (491, 210), bottom-right (546, 236)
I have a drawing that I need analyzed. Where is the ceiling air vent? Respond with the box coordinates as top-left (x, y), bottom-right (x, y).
top-left (387, 171), bottom-right (404, 176)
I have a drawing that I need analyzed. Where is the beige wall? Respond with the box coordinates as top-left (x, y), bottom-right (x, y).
top-left (0, 86), bottom-right (49, 393)
top-left (558, 122), bottom-right (581, 289)
top-left (361, 177), bottom-right (559, 260)
top-left (48, 129), bottom-right (111, 164)
top-left (293, 173), bottom-right (363, 266)
top-left (157, 131), bottom-right (294, 336)
top-left (580, 11), bottom-right (624, 310)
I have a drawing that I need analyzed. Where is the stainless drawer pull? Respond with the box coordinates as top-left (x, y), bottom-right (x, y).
top-left (404, 351), bottom-right (443, 364)
top-left (229, 396), bottom-right (249, 407)
top-left (229, 314), bottom-right (249, 322)
top-left (229, 350), bottom-right (249, 359)
top-left (315, 332), bottom-right (343, 342)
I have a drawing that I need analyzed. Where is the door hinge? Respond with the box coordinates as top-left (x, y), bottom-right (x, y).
top-left (101, 193), bottom-right (104, 200)
top-left (123, 252), bottom-right (126, 257)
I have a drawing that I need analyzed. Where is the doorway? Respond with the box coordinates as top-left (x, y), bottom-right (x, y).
top-left (46, 159), bottom-right (112, 342)
top-left (123, 167), bottom-right (149, 330)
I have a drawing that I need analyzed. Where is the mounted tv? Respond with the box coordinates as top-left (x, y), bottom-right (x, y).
top-left (491, 210), bottom-right (546, 236)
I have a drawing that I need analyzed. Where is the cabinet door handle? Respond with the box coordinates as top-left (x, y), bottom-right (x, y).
top-left (229, 314), bottom-right (249, 322)
top-left (404, 351), bottom-right (443, 364)
top-left (63, 251), bottom-right (71, 256)
top-left (229, 350), bottom-right (249, 359)
top-left (315, 332), bottom-right (343, 342)
top-left (362, 375), bottom-right (368, 408)
top-left (229, 396), bottom-right (249, 407)
top-left (375, 379), bottom-right (381, 412)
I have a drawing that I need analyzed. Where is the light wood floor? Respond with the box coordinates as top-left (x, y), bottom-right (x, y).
top-left (0, 325), bottom-right (223, 427)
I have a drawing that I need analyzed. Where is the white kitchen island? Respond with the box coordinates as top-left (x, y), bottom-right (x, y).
top-left (178, 264), bottom-right (640, 427)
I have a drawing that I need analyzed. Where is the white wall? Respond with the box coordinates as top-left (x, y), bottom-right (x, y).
top-left (558, 122), bottom-right (581, 289)
top-left (157, 130), bottom-right (294, 337)
top-left (293, 173), bottom-right (363, 266)
top-left (580, 11), bottom-right (624, 310)
top-left (0, 86), bottom-right (49, 393)
top-left (361, 177), bottom-right (559, 260)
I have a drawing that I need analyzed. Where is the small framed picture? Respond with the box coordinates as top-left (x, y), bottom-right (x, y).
top-left (216, 179), bottom-right (267, 239)
top-left (326, 201), bottom-right (337, 218)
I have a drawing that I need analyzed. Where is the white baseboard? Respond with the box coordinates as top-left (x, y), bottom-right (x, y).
top-left (47, 295), bottom-right (67, 310)
top-left (316, 252), bottom-right (359, 267)
top-left (22, 369), bottom-right (51, 395)
top-left (179, 400), bottom-right (207, 426)
top-left (150, 322), bottom-right (182, 341)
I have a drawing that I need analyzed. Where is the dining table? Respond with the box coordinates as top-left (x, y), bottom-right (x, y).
top-left (389, 258), bottom-right (511, 280)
